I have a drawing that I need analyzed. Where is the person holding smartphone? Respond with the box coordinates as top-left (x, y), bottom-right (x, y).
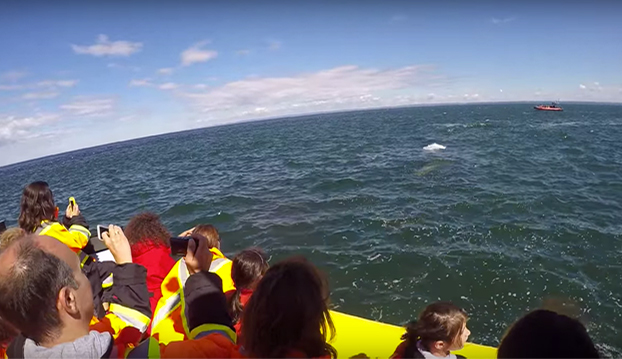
top-left (18, 181), bottom-right (91, 253)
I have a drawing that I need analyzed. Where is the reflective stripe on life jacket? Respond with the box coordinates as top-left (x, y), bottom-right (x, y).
top-left (150, 248), bottom-right (234, 345)
top-left (35, 220), bottom-right (90, 253)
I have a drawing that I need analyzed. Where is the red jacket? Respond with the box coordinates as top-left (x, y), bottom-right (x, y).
top-left (225, 288), bottom-right (254, 337)
top-left (131, 241), bottom-right (176, 314)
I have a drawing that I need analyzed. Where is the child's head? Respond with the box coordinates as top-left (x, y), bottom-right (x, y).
top-left (192, 224), bottom-right (221, 249)
top-left (228, 247), bottom-right (269, 323)
top-left (497, 309), bottom-right (599, 358)
top-left (403, 302), bottom-right (470, 354)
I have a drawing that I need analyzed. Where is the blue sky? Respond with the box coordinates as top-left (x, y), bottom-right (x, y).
top-left (1, 0), bottom-right (621, 166)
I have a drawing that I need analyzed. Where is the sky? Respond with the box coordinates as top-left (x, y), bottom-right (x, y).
top-left (1, 0), bottom-right (621, 166)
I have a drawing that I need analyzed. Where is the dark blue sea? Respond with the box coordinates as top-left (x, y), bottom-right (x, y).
top-left (1, 103), bottom-right (622, 354)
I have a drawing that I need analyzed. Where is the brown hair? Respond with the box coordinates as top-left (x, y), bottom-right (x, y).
top-left (192, 224), bottom-right (220, 249)
top-left (227, 248), bottom-right (269, 324)
top-left (0, 228), bottom-right (27, 251)
top-left (124, 212), bottom-right (171, 247)
top-left (240, 256), bottom-right (337, 358)
top-left (402, 302), bottom-right (468, 355)
top-left (498, 309), bottom-right (599, 358)
top-left (18, 181), bottom-right (56, 232)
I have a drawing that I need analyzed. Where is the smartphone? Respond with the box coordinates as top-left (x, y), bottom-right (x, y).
top-left (97, 225), bottom-right (110, 241)
top-left (69, 197), bottom-right (76, 210)
top-left (170, 236), bottom-right (192, 256)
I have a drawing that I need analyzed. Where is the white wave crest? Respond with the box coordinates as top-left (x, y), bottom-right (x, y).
top-left (423, 143), bottom-right (446, 151)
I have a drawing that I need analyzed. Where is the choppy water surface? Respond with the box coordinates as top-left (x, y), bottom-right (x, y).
top-left (1, 103), bottom-right (622, 354)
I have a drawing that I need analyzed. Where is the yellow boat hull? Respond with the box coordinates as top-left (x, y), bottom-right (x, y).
top-left (329, 311), bottom-right (497, 358)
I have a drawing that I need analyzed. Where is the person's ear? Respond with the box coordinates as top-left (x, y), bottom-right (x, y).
top-left (432, 340), bottom-right (446, 351)
top-left (58, 286), bottom-right (80, 317)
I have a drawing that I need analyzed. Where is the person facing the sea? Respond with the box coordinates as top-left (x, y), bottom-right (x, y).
top-left (391, 302), bottom-right (470, 359)
top-left (181, 224), bottom-right (235, 292)
top-left (0, 232), bottom-right (152, 359)
top-left (226, 247), bottom-right (269, 338)
top-left (0, 228), bottom-right (26, 251)
top-left (237, 256), bottom-right (337, 358)
top-left (497, 309), bottom-right (599, 358)
top-left (124, 212), bottom-right (176, 314)
top-left (18, 181), bottom-right (91, 253)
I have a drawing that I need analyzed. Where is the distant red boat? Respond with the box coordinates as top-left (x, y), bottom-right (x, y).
top-left (534, 102), bottom-right (563, 111)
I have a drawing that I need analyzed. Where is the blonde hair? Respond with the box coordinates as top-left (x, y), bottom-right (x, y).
top-left (192, 224), bottom-right (221, 249)
top-left (0, 227), bottom-right (27, 251)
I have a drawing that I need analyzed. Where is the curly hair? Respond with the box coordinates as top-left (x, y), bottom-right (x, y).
top-left (124, 212), bottom-right (171, 247)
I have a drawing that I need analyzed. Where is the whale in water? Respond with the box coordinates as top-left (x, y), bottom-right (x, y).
top-left (423, 143), bottom-right (446, 151)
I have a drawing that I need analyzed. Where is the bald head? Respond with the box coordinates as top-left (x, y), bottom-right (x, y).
top-left (0, 235), bottom-right (84, 345)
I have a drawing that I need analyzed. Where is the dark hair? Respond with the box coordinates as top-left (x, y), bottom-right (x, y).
top-left (240, 256), bottom-right (337, 358)
top-left (0, 315), bottom-right (18, 345)
top-left (401, 302), bottom-right (468, 356)
top-left (124, 212), bottom-right (171, 247)
top-left (227, 248), bottom-right (269, 324)
top-left (192, 224), bottom-right (220, 249)
top-left (497, 309), bottom-right (599, 358)
top-left (18, 181), bottom-right (56, 232)
top-left (0, 238), bottom-right (78, 344)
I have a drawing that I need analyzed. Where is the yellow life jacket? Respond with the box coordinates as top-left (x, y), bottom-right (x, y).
top-left (35, 220), bottom-right (90, 253)
top-left (150, 248), bottom-right (234, 345)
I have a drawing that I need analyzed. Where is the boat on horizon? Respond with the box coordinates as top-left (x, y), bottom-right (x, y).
top-left (534, 102), bottom-right (563, 111)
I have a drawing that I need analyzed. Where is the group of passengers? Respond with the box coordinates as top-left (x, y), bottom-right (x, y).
top-left (0, 181), bottom-right (602, 358)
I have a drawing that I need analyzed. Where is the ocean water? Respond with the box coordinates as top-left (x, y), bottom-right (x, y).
top-left (1, 103), bottom-right (622, 354)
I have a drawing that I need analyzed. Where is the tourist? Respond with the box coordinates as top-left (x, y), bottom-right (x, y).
top-left (391, 302), bottom-right (470, 359)
top-left (238, 256), bottom-right (337, 358)
top-left (497, 309), bottom-right (599, 358)
top-left (226, 247), bottom-right (269, 337)
top-left (0, 229), bottom-right (151, 358)
top-left (0, 227), bottom-right (26, 251)
top-left (18, 181), bottom-right (91, 253)
top-left (124, 212), bottom-right (176, 313)
top-left (180, 224), bottom-right (235, 292)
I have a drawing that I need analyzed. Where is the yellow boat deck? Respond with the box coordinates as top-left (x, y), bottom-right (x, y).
top-left (329, 311), bottom-right (497, 358)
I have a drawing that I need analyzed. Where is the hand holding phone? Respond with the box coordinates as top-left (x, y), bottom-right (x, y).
top-left (101, 224), bottom-right (132, 264)
top-left (65, 197), bottom-right (79, 218)
top-left (97, 225), bottom-right (110, 241)
top-left (184, 234), bottom-right (213, 275)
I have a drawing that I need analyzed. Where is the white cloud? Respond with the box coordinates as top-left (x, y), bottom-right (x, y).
top-left (0, 113), bottom-right (61, 145)
top-left (22, 92), bottom-right (60, 100)
top-left (0, 84), bottom-right (24, 91)
top-left (194, 84), bottom-right (208, 89)
top-left (1, 71), bottom-right (29, 82)
top-left (71, 34), bottom-right (143, 57)
top-left (107, 63), bottom-right (141, 71)
top-left (129, 78), bottom-right (154, 87)
top-left (158, 68), bottom-right (174, 75)
top-left (179, 64), bottom-right (445, 119)
top-left (267, 40), bottom-right (282, 50)
top-left (180, 41), bottom-right (218, 66)
top-left (236, 49), bottom-right (251, 56)
top-left (491, 17), bottom-right (515, 24)
top-left (60, 97), bottom-right (115, 117)
top-left (158, 82), bottom-right (178, 90)
top-left (579, 84), bottom-right (587, 89)
top-left (36, 80), bottom-right (79, 88)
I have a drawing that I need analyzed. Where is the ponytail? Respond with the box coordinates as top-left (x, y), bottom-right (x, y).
top-left (228, 248), bottom-right (269, 324)
top-left (400, 302), bottom-right (468, 357)
top-left (228, 287), bottom-right (245, 324)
